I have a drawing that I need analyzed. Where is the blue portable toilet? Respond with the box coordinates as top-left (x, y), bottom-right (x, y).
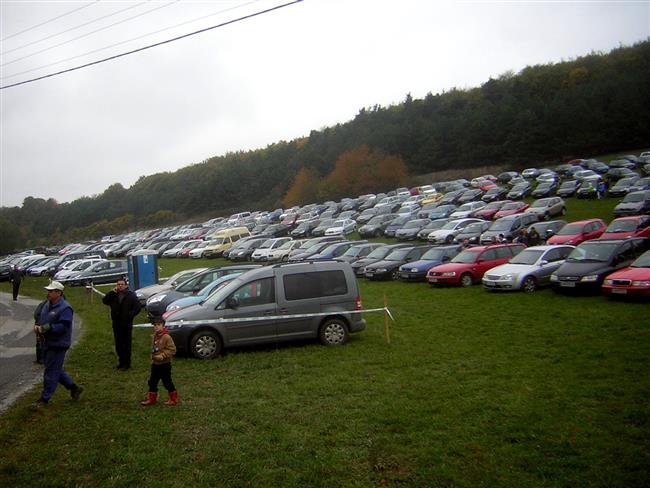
top-left (127, 250), bottom-right (159, 290)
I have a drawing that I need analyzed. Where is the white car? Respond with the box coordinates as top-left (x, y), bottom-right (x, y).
top-left (482, 245), bottom-right (574, 292)
top-left (266, 239), bottom-right (306, 262)
top-left (449, 201), bottom-right (486, 219)
top-left (427, 218), bottom-right (483, 244)
top-left (324, 219), bottom-right (357, 236)
top-left (187, 241), bottom-right (209, 259)
top-left (53, 258), bottom-right (105, 280)
top-left (250, 237), bottom-right (293, 261)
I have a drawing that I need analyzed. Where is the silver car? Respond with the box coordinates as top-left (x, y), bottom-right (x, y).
top-left (482, 245), bottom-right (574, 292)
top-left (525, 197), bottom-right (566, 220)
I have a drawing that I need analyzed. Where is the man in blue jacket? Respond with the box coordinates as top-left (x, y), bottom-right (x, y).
top-left (34, 281), bottom-right (83, 406)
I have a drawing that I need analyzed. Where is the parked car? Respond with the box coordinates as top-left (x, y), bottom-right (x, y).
top-left (551, 238), bottom-right (649, 293)
top-left (310, 241), bottom-right (359, 261)
top-left (493, 201), bottom-right (530, 219)
top-left (525, 197), bottom-right (567, 220)
top-left (358, 213), bottom-right (398, 238)
top-left (576, 180), bottom-right (599, 199)
top-left (394, 219), bottom-right (432, 240)
top-left (324, 219), bottom-right (357, 236)
top-left (506, 181), bottom-right (533, 200)
top-left (266, 239), bottom-right (306, 262)
top-left (557, 180), bottom-right (581, 198)
top-left (521, 168), bottom-right (540, 179)
top-left (474, 200), bottom-right (512, 220)
top-left (613, 190), bottom-right (650, 217)
top-left (546, 219), bottom-right (607, 245)
top-left (457, 188), bottom-right (484, 204)
top-left (481, 186), bottom-right (509, 202)
top-left (164, 261), bottom-right (366, 358)
top-left (250, 237), bottom-right (293, 262)
top-left (526, 220), bottom-right (567, 243)
top-left (63, 259), bottom-right (128, 286)
top-left (480, 213), bottom-right (539, 244)
top-left (384, 215), bottom-right (414, 237)
top-left (226, 237), bottom-right (270, 261)
top-left (629, 176), bottom-right (650, 192)
top-left (608, 176), bottom-right (640, 198)
top-left (428, 218), bottom-right (483, 244)
top-left (135, 268), bottom-right (206, 305)
top-left (424, 204), bottom-right (458, 220)
top-left (163, 273), bottom-right (241, 318)
top-left (310, 219), bottom-right (336, 237)
top-left (602, 249), bottom-right (650, 298)
top-left (290, 219), bottom-right (320, 238)
top-left (453, 220), bottom-right (491, 245)
top-left (605, 167), bottom-right (639, 182)
top-left (336, 243), bottom-right (385, 263)
top-left (416, 219), bottom-right (450, 240)
top-left (364, 245), bottom-right (432, 280)
top-left (427, 243), bottom-right (525, 287)
top-left (397, 245), bottom-right (462, 282)
top-left (350, 243), bottom-right (409, 276)
top-left (449, 201), bottom-right (486, 219)
top-left (286, 236), bottom-right (342, 261)
top-left (482, 245), bottom-right (574, 292)
top-left (53, 258), bottom-right (106, 281)
top-left (599, 215), bottom-right (650, 239)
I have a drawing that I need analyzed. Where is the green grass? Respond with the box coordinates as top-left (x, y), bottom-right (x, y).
top-left (1, 197), bottom-right (649, 487)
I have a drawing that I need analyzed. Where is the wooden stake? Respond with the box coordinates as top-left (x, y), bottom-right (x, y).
top-left (384, 293), bottom-right (390, 344)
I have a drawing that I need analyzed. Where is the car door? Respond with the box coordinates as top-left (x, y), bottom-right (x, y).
top-left (537, 247), bottom-right (571, 286)
top-left (218, 277), bottom-right (277, 346)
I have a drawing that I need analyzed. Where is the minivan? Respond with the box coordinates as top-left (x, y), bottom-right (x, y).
top-left (480, 213), bottom-right (539, 244)
top-left (203, 226), bottom-right (252, 258)
top-left (164, 261), bottom-right (366, 358)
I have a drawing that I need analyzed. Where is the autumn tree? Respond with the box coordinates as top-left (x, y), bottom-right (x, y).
top-left (282, 167), bottom-right (320, 207)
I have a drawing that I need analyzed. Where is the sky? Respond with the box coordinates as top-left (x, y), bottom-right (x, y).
top-left (1, 0), bottom-right (649, 208)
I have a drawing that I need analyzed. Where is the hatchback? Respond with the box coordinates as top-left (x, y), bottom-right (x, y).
top-left (602, 250), bottom-right (650, 297)
top-left (546, 219), bottom-right (607, 246)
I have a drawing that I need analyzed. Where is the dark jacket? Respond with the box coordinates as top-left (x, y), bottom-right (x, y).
top-left (38, 298), bottom-right (74, 349)
top-left (102, 289), bottom-right (141, 326)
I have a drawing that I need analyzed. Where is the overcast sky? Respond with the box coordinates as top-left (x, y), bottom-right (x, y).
top-left (1, 0), bottom-right (648, 208)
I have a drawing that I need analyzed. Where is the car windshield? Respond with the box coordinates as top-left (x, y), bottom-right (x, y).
top-left (441, 221), bottom-right (462, 230)
top-left (384, 249), bottom-right (410, 261)
top-left (403, 221), bottom-right (423, 229)
top-left (485, 188), bottom-right (501, 195)
top-left (631, 251), bottom-right (650, 268)
top-left (317, 219), bottom-right (335, 228)
top-left (606, 220), bottom-right (637, 233)
top-left (509, 249), bottom-right (544, 265)
top-left (623, 193), bottom-right (645, 203)
top-left (463, 222), bottom-right (485, 233)
top-left (489, 219), bottom-right (514, 231)
top-left (366, 247), bottom-right (391, 259)
top-left (530, 199), bottom-right (551, 208)
top-left (456, 203), bottom-right (473, 211)
top-left (512, 183), bottom-right (529, 190)
top-left (560, 181), bottom-right (577, 189)
top-left (566, 242), bottom-right (618, 263)
top-left (501, 202), bottom-right (523, 211)
top-left (536, 183), bottom-right (552, 190)
top-left (209, 237), bottom-right (225, 245)
top-left (421, 248), bottom-right (449, 260)
top-left (391, 216), bottom-right (411, 225)
top-left (342, 246), bottom-right (367, 258)
top-left (451, 250), bottom-right (480, 264)
top-left (483, 202), bottom-right (502, 210)
top-left (556, 223), bottom-right (584, 235)
top-left (277, 240), bottom-right (295, 250)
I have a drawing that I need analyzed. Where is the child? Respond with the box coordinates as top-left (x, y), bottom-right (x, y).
top-left (141, 318), bottom-right (178, 406)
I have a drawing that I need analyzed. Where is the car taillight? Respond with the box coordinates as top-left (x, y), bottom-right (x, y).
top-left (355, 296), bottom-right (362, 310)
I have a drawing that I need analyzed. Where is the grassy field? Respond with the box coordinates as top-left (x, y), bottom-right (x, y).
top-left (1, 196), bottom-right (649, 487)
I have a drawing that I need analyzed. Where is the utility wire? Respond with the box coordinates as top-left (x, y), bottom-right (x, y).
top-left (0, 0), bottom-right (303, 90)
top-left (1, 0), bottom-right (259, 80)
top-left (2, 1), bottom-right (180, 68)
top-left (1, 1), bottom-right (101, 42)
top-left (2, 1), bottom-right (150, 56)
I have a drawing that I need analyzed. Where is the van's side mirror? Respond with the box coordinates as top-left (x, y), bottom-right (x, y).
top-left (226, 296), bottom-right (239, 309)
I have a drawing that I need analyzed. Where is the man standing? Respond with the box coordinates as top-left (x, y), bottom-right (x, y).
top-left (102, 278), bottom-right (141, 370)
top-left (34, 281), bottom-right (83, 406)
top-left (10, 265), bottom-right (22, 301)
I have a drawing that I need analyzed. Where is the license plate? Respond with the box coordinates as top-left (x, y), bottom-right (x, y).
top-left (560, 281), bottom-right (576, 288)
top-left (365, 272), bottom-right (374, 277)
top-left (429, 278), bottom-right (438, 283)
top-left (611, 288), bottom-right (627, 294)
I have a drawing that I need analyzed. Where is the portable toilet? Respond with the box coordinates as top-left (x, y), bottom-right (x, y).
top-left (127, 250), bottom-right (159, 290)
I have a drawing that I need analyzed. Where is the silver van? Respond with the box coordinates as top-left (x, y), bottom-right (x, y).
top-left (165, 261), bottom-right (366, 358)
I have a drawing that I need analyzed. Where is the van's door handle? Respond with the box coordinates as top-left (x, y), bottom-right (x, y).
top-left (278, 308), bottom-right (289, 314)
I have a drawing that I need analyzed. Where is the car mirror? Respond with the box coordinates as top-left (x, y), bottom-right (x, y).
top-left (170, 281), bottom-right (177, 288)
top-left (226, 296), bottom-right (239, 309)
top-left (539, 260), bottom-right (548, 266)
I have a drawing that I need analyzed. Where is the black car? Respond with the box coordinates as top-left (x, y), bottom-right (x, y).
top-left (453, 220), bottom-right (492, 245)
top-left (290, 220), bottom-right (320, 238)
top-left (64, 259), bottom-right (128, 286)
top-left (457, 188), bottom-right (484, 204)
top-left (531, 181), bottom-right (558, 198)
top-left (261, 223), bottom-right (291, 238)
top-left (357, 213), bottom-right (398, 238)
top-left (423, 204), bottom-right (457, 220)
top-left (394, 219), bottom-right (432, 240)
top-left (551, 238), bottom-right (649, 293)
top-left (481, 186), bottom-right (509, 202)
top-left (613, 190), bottom-right (650, 217)
top-left (506, 182), bottom-right (532, 200)
top-left (226, 237), bottom-right (269, 261)
top-left (364, 245), bottom-right (432, 280)
top-left (336, 243), bottom-right (385, 264)
top-left (438, 190), bottom-right (465, 206)
top-left (351, 243), bottom-right (410, 276)
top-left (605, 168), bottom-right (639, 183)
top-left (557, 180), bottom-right (581, 198)
top-left (145, 265), bottom-right (261, 317)
top-left (608, 176), bottom-right (640, 198)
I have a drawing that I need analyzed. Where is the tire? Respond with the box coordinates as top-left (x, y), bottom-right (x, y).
top-left (391, 269), bottom-right (400, 281)
top-left (522, 276), bottom-right (537, 293)
top-left (459, 273), bottom-right (473, 288)
top-left (319, 318), bottom-right (349, 346)
top-left (190, 330), bottom-right (222, 359)
top-left (375, 229), bottom-right (382, 237)
top-left (445, 234), bottom-right (454, 244)
top-left (281, 254), bottom-right (289, 262)
top-left (561, 207), bottom-right (567, 215)
top-left (543, 212), bottom-right (550, 221)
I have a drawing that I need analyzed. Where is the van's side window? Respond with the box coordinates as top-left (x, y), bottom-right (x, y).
top-left (284, 271), bottom-right (348, 301)
top-left (232, 278), bottom-right (275, 307)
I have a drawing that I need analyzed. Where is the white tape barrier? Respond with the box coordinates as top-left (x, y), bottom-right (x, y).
top-left (132, 307), bottom-right (394, 329)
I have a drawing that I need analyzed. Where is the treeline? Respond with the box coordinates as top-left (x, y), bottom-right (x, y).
top-left (1, 40), bottom-right (649, 253)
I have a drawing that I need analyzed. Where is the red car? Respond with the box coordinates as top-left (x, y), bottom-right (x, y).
top-left (493, 201), bottom-right (530, 219)
top-left (602, 250), bottom-right (650, 297)
top-left (474, 200), bottom-right (512, 220)
top-left (426, 243), bottom-right (525, 287)
top-left (546, 218), bottom-right (607, 246)
top-left (599, 215), bottom-right (650, 240)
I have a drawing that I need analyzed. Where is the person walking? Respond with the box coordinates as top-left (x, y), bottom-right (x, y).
top-left (10, 265), bottom-right (22, 301)
top-left (33, 281), bottom-right (83, 406)
top-left (141, 318), bottom-right (179, 407)
top-left (102, 278), bottom-right (141, 370)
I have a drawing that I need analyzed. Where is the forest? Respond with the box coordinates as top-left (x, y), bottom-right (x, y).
top-left (1, 40), bottom-right (649, 253)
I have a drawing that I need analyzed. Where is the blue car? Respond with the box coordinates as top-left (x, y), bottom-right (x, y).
top-left (397, 245), bottom-right (462, 282)
top-left (163, 273), bottom-right (241, 318)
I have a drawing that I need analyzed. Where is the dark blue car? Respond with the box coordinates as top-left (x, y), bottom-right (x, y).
top-left (397, 245), bottom-right (462, 282)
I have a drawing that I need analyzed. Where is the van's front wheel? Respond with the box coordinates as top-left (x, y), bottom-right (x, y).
top-left (190, 330), bottom-right (222, 359)
top-left (319, 319), bottom-right (349, 346)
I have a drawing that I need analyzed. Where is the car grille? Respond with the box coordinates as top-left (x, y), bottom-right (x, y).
top-left (484, 274), bottom-right (500, 280)
top-left (558, 276), bottom-right (580, 282)
top-left (611, 279), bottom-right (632, 286)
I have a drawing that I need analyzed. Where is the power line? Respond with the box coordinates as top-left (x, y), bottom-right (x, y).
top-left (0, 0), bottom-right (303, 90)
top-left (2, 1), bottom-right (180, 68)
top-left (1, 1), bottom-right (150, 56)
top-left (1, 0), bottom-right (101, 42)
top-left (1, 0), bottom-right (259, 80)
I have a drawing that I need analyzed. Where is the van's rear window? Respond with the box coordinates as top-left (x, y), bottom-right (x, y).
top-left (283, 271), bottom-right (348, 300)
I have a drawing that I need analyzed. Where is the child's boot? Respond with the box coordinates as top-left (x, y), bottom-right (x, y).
top-left (164, 391), bottom-right (178, 406)
top-left (140, 392), bottom-right (157, 406)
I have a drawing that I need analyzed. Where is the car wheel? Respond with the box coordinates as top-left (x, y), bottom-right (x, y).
top-left (319, 318), bottom-right (349, 346)
top-left (391, 269), bottom-right (400, 281)
top-left (561, 207), bottom-right (567, 215)
top-left (281, 254), bottom-right (289, 262)
top-left (374, 229), bottom-right (382, 237)
top-left (41, 270), bottom-right (48, 276)
top-left (460, 273), bottom-right (473, 287)
top-left (522, 276), bottom-right (537, 293)
top-left (445, 234), bottom-right (454, 243)
top-left (190, 330), bottom-right (222, 359)
top-left (543, 212), bottom-right (550, 221)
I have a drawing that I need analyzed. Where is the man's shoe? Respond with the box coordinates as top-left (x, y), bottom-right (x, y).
top-left (34, 399), bottom-right (48, 408)
top-left (71, 385), bottom-right (84, 401)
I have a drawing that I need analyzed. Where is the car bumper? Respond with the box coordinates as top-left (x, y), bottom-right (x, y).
top-left (482, 278), bottom-right (517, 290)
top-left (602, 285), bottom-right (650, 297)
top-left (397, 271), bottom-right (426, 281)
top-left (427, 276), bottom-right (459, 286)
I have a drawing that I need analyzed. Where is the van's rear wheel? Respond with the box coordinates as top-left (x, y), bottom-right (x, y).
top-left (190, 330), bottom-right (222, 359)
top-left (319, 319), bottom-right (349, 346)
